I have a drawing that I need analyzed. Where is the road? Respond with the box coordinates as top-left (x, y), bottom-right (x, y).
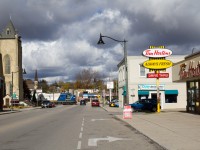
top-left (0, 104), bottom-right (164, 150)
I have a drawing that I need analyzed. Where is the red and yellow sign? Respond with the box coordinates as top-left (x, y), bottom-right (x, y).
top-left (143, 59), bottom-right (173, 69)
top-left (147, 73), bottom-right (169, 78)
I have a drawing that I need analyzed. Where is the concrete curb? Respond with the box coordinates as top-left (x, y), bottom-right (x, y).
top-left (0, 107), bottom-right (41, 115)
top-left (0, 110), bottom-right (20, 115)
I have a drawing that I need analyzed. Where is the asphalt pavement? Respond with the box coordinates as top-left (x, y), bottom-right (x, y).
top-left (102, 105), bottom-right (200, 150)
top-left (1, 105), bottom-right (200, 150)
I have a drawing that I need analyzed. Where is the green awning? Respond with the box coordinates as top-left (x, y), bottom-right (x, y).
top-left (165, 90), bottom-right (178, 95)
top-left (138, 91), bottom-right (149, 95)
top-left (122, 91), bottom-right (126, 96)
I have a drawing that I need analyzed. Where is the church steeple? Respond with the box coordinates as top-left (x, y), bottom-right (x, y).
top-left (34, 70), bottom-right (38, 90)
top-left (34, 69), bottom-right (38, 82)
top-left (0, 20), bottom-right (17, 39)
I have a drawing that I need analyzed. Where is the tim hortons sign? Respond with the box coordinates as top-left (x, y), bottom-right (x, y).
top-left (179, 61), bottom-right (200, 79)
top-left (143, 49), bottom-right (172, 58)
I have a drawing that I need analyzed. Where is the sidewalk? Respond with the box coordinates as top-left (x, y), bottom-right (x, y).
top-left (0, 107), bottom-right (40, 115)
top-left (102, 105), bottom-right (200, 150)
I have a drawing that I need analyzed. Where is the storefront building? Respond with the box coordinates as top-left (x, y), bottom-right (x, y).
top-left (172, 51), bottom-right (200, 114)
top-left (118, 55), bottom-right (187, 109)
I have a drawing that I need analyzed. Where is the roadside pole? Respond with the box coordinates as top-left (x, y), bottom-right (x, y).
top-left (156, 70), bottom-right (160, 112)
top-left (109, 89), bottom-right (112, 103)
top-left (107, 82), bottom-right (114, 103)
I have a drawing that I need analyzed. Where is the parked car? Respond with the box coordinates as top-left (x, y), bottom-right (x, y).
top-left (114, 101), bottom-right (119, 107)
top-left (143, 99), bottom-right (158, 112)
top-left (129, 101), bottom-right (144, 111)
top-left (109, 99), bottom-right (119, 107)
top-left (80, 100), bottom-right (86, 105)
top-left (41, 100), bottom-right (52, 108)
top-left (129, 99), bottom-right (158, 112)
top-left (91, 99), bottom-right (100, 107)
top-left (51, 103), bottom-right (56, 107)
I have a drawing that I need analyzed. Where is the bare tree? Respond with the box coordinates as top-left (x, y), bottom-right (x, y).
top-left (74, 68), bottom-right (104, 89)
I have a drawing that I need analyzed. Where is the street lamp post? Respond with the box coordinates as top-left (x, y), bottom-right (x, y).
top-left (11, 68), bottom-right (26, 110)
top-left (97, 33), bottom-right (129, 107)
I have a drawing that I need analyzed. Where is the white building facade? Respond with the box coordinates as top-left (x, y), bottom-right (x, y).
top-left (118, 55), bottom-right (187, 110)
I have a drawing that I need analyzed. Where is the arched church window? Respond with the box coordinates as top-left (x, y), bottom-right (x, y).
top-left (4, 55), bottom-right (11, 74)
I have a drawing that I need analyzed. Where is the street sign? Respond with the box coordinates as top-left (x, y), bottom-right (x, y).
top-left (143, 59), bottom-right (173, 69)
top-left (107, 81), bottom-right (114, 89)
top-left (147, 73), bottom-right (169, 78)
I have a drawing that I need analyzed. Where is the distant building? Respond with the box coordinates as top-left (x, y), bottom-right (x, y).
top-left (25, 70), bottom-right (42, 100)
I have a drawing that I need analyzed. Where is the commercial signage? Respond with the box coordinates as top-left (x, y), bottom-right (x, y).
top-left (147, 73), bottom-right (169, 78)
top-left (179, 61), bottom-right (200, 79)
top-left (143, 59), bottom-right (173, 69)
top-left (143, 49), bottom-right (172, 58)
top-left (138, 84), bottom-right (165, 90)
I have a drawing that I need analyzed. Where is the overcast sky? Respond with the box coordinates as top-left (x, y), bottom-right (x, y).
top-left (0, 0), bottom-right (199, 83)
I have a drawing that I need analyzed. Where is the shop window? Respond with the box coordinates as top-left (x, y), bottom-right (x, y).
top-left (195, 82), bottom-right (199, 100)
top-left (140, 65), bottom-right (145, 77)
top-left (165, 95), bottom-right (177, 103)
top-left (187, 81), bottom-right (199, 111)
top-left (139, 95), bottom-right (148, 100)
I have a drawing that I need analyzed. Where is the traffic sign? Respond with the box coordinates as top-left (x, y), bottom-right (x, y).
top-left (107, 81), bottom-right (114, 89)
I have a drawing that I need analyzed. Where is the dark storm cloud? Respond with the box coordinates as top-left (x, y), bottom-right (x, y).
top-left (1, 0), bottom-right (200, 82)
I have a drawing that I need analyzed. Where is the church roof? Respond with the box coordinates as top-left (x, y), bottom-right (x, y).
top-left (0, 20), bottom-right (17, 39)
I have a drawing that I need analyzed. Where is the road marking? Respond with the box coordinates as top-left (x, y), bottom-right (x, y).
top-left (77, 117), bottom-right (85, 149)
top-left (82, 117), bottom-right (84, 126)
top-left (77, 141), bottom-right (81, 149)
top-left (91, 118), bottom-right (110, 122)
top-left (88, 136), bottom-right (131, 147)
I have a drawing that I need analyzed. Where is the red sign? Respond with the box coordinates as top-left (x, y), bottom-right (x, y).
top-left (179, 61), bottom-right (200, 79)
top-left (147, 73), bottom-right (169, 78)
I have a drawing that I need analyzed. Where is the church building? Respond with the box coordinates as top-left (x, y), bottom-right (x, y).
top-left (0, 20), bottom-right (23, 109)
